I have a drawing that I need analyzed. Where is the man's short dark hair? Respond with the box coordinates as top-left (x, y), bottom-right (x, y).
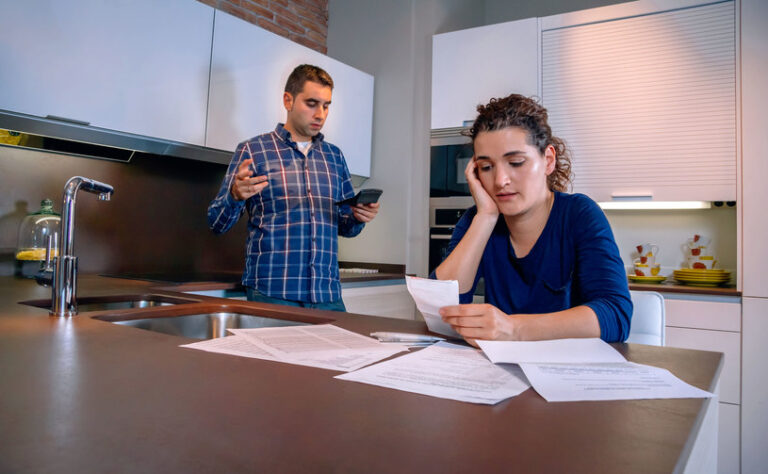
top-left (284, 64), bottom-right (334, 96)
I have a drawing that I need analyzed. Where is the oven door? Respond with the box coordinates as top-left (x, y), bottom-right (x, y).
top-left (430, 135), bottom-right (473, 197)
top-left (428, 227), bottom-right (454, 274)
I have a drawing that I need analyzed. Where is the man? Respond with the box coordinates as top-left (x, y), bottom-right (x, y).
top-left (208, 64), bottom-right (379, 311)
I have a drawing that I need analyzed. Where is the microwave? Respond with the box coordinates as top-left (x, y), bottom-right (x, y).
top-left (430, 133), bottom-right (472, 197)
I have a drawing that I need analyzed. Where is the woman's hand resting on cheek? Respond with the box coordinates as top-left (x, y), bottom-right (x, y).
top-left (439, 303), bottom-right (517, 347)
top-left (465, 159), bottom-right (499, 218)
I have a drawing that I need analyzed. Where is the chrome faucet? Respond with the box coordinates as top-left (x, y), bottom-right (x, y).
top-left (47, 176), bottom-right (114, 317)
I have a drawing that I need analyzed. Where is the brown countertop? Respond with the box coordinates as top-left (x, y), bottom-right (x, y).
top-left (629, 280), bottom-right (741, 297)
top-left (0, 275), bottom-right (722, 473)
top-left (101, 267), bottom-right (406, 286)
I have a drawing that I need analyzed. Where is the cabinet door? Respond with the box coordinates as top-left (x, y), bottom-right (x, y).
top-left (431, 17), bottom-right (538, 130)
top-left (206, 11), bottom-right (374, 177)
top-left (0, 0), bottom-right (213, 145)
top-left (742, 297), bottom-right (768, 474)
top-left (718, 403), bottom-right (740, 474)
top-left (664, 298), bottom-right (740, 332)
top-left (665, 327), bottom-right (740, 404)
top-left (541, 1), bottom-right (736, 202)
top-left (741, 0), bottom-right (768, 298)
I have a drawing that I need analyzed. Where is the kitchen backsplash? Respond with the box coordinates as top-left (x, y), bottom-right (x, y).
top-left (605, 207), bottom-right (737, 274)
top-left (0, 146), bottom-right (246, 277)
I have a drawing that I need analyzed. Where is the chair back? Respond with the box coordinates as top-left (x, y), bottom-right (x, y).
top-left (626, 290), bottom-right (665, 346)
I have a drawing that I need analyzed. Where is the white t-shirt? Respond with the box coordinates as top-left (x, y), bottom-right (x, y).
top-left (297, 141), bottom-right (312, 156)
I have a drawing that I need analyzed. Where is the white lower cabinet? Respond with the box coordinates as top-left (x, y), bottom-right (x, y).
top-left (665, 327), bottom-right (740, 404)
top-left (341, 283), bottom-right (415, 320)
top-left (662, 295), bottom-right (741, 474)
top-left (718, 403), bottom-right (741, 474)
top-left (741, 297), bottom-right (768, 474)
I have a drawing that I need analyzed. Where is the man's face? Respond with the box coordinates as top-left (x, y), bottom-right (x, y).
top-left (283, 80), bottom-right (332, 142)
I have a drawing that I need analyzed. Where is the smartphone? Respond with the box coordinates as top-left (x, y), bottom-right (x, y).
top-left (335, 188), bottom-right (383, 206)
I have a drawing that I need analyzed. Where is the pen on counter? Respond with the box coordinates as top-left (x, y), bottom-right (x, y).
top-left (370, 332), bottom-right (445, 343)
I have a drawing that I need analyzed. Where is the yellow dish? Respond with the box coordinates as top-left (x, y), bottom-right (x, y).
top-left (628, 275), bottom-right (666, 283)
top-left (674, 271), bottom-right (730, 277)
top-left (673, 273), bottom-right (730, 280)
top-left (675, 269), bottom-right (727, 274)
top-left (675, 270), bottom-right (726, 274)
top-left (676, 280), bottom-right (727, 287)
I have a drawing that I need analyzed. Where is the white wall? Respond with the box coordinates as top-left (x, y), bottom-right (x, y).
top-left (327, 0), bottom-right (485, 275)
top-left (605, 207), bottom-right (738, 275)
top-left (484, 0), bottom-right (633, 24)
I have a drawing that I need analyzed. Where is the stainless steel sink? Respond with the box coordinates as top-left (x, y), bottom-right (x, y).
top-left (19, 294), bottom-right (198, 312)
top-left (109, 312), bottom-right (309, 339)
top-left (76, 299), bottom-right (175, 312)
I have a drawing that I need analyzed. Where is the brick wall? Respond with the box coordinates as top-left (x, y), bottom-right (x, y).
top-left (197, 0), bottom-right (329, 54)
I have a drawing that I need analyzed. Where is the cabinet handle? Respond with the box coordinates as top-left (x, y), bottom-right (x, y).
top-left (610, 192), bottom-right (653, 201)
top-left (45, 115), bottom-right (90, 126)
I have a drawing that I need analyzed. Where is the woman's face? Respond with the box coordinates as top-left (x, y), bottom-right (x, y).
top-left (473, 127), bottom-right (555, 217)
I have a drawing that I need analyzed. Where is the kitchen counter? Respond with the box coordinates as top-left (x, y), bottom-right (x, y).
top-left (629, 280), bottom-right (741, 297)
top-left (102, 262), bottom-right (407, 286)
top-left (0, 275), bottom-right (722, 473)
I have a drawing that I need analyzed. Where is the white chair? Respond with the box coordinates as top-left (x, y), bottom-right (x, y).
top-left (626, 290), bottom-right (665, 346)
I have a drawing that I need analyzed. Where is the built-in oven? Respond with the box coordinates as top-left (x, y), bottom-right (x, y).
top-left (428, 197), bottom-right (485, 301)
top-left (428, 196), bottom-right (473, 274)
top-left (430, 132), bottom-right (472, 198)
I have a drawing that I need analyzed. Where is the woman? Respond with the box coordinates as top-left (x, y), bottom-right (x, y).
top-left (435, 94), bottom-right (632, 345)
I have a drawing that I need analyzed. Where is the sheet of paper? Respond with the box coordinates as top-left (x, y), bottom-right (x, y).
top-left (405, 275), bottom-right (462, 338)
top-left (182, 328), bottom-right (406, 372)
top-left (477, 338), bottom-right (627, 364)
top-left (227, 324), bottom-right (407, 372)
top-left (336, 342), bottom-right (531, 405)
top-left (230, 324), bottom-right (398, 356)
top-left (181, 334), bottom-right (278, 360)
top-left (519, 361), bottom-right (714, 402)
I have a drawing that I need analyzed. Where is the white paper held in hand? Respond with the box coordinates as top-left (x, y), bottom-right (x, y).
top-left (405, 275), bottom-right (462, 338)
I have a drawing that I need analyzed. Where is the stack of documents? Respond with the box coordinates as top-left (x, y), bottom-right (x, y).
top-left (336, 338), bottom-right (713, 404)
top-left (180, 324), bottom-right (407, 372)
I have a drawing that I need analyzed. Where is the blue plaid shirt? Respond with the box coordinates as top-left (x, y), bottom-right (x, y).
top-left (208, 124), bottom-right (364, 303)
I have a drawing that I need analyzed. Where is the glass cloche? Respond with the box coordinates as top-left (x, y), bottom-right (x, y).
top-left (16, 198), bottom-right (61, 262)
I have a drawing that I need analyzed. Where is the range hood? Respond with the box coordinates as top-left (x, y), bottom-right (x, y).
top-left (0, 109), bottom-right (232, 164)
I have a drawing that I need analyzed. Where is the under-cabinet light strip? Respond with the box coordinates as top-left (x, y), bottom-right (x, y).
top-left (598, 201), bottom-right (712, 210)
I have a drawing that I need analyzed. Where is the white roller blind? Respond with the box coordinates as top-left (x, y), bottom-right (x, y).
top-left (542, 1), bottom-right (736, 201)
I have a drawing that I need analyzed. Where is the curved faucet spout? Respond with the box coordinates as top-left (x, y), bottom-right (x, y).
top-left (52, 176), bottom-right (114, 317)
top-left (60, 177), bottom-right (114, 259)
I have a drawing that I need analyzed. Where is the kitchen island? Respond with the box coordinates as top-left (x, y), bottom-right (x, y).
top-left (0, 275), bottom-right (722, 473)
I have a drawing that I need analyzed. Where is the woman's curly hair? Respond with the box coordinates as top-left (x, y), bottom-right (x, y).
top-left (466, 94), bottom-right (572, 192)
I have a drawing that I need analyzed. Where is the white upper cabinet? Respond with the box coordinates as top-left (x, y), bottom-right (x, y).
top-left (0, 0), bottom-right (213, 146)
top-left (741, 0), bottom-right (768, 298)
top-left (206, 11), bottom-right (374, 177)
top-left (431, 18), bottom-right (539, 130)
top-left (541, 1), bottom-right (736, 202)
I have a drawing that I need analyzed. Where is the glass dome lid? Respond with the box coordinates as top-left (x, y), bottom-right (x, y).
top-left (16, 199), bottom-right (61, 261)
